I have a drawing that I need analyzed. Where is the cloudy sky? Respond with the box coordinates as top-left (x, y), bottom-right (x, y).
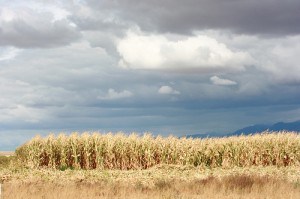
top-left (1, 0), bottom-right (300, 150)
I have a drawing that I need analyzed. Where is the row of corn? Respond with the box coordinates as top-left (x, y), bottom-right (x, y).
top-left (15, 131), bottom-right (300, 170)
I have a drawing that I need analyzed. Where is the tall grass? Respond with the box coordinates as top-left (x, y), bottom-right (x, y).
top-left (15, 131), bottom-right (300, 170)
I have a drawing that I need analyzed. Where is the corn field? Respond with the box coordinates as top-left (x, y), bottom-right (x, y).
top-left (15, 131), bottom-right (300, 170)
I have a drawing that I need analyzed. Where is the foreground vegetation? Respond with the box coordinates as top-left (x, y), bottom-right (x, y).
top-left (16, 131), bottom-right (300, 169)
top-left (0, 131), bottom-right (299, 198)
top-left (1, 164), bottom-right (300, 198)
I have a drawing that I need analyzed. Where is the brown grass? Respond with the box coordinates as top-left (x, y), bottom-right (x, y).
top-left (1, 164), bottom-right (300, 199)
top-left (2, 174), bottom-right (300, 199)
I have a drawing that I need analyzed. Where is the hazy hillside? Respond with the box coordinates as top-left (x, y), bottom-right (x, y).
top-left (231, 120), bottom-right (300, 136)
top-left (187, 120), bottom-right (300, 138)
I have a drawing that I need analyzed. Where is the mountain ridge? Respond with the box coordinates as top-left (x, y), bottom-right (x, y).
top-left (185, 120), bottom-right (300, 138)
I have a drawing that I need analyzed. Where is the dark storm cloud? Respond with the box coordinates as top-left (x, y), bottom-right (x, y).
top-left (85, 0), bottom-right (300, 36)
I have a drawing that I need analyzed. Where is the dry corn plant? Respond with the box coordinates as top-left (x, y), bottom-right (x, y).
top-left (15, 131), bottom-right (300, 170)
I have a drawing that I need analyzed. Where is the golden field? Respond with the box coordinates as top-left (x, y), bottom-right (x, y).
top-left (0, 131), bottom-right (300, 198)
top-left (16, 131), bottom-right (300, 169)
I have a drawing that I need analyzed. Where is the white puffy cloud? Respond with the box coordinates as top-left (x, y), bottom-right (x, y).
top-left (158, 86), bottom-right (180, 95)
top-left (98, 89), bottom-right (133, 100)
top-left (117, 31), bottom-right (252, 73)
top-left (210, 76), bottom-right (237, 86)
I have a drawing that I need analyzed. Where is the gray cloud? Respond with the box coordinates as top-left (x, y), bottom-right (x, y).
top-left (0, 6), bottom-right (81, 48)
top-left (84, 0), bottom-right (300, 36)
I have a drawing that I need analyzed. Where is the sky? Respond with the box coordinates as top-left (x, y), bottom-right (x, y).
top-left (1, 0), bottom-right (300, 150)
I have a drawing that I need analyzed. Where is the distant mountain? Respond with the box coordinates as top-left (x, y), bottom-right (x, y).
top-left (185, 120), bottom-right (300, 138)
top-left (231, 120), bottom-right (300, 136)
top-left (271, 121), bottom-right (300, 131)
top-left (228, 124), bottom-right (270, 136)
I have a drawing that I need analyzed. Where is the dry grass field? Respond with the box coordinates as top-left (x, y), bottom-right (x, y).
top-left (2, 174), bottom-right (300, 199)
top-left (1, 166), bottom-right (300, 199)
top-left (1, 131), bottom-right (300, 198)
top-left (0, 152), bottom-right (14, 157)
